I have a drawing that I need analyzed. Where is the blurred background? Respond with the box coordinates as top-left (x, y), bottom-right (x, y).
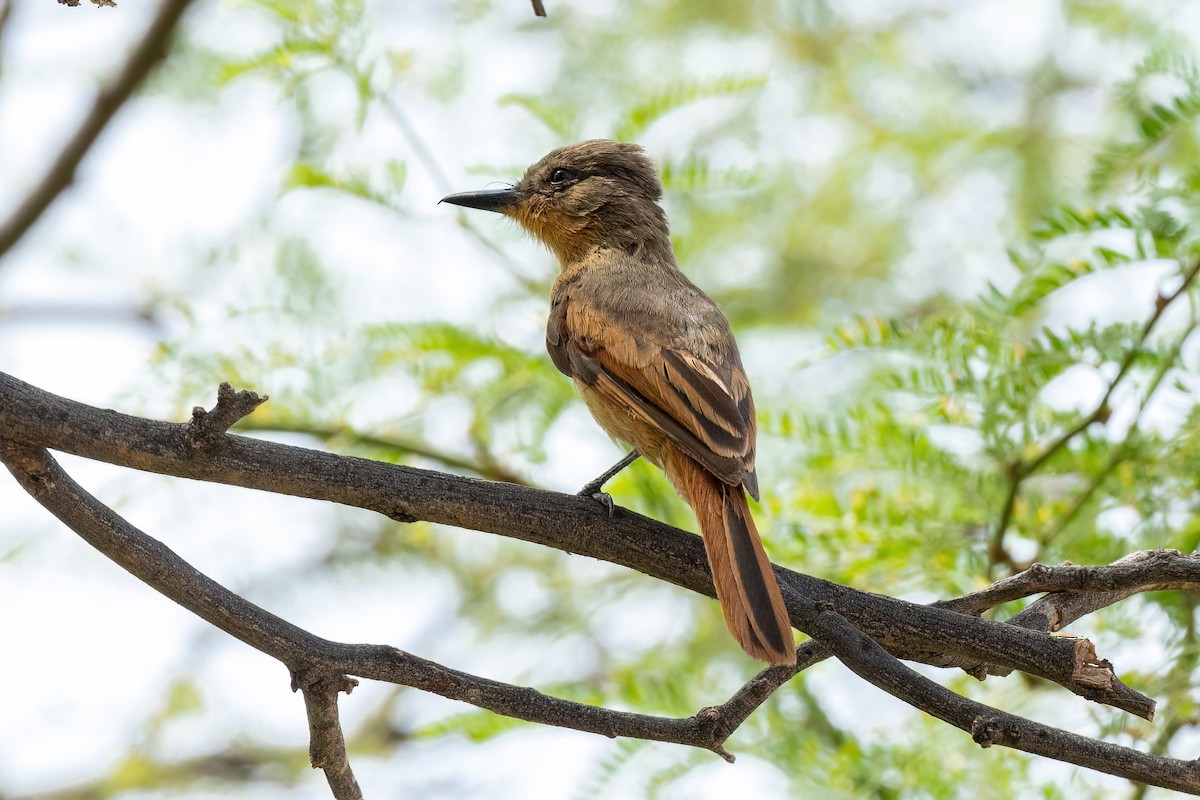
top-left (2, 0), bottom-right (1200, 797)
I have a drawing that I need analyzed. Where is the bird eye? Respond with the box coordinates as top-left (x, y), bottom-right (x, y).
top-left (549, 168), bottom-right (576, 185)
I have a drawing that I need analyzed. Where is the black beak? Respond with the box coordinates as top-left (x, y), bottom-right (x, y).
top-left (439, 188), bottom-right (521, 213)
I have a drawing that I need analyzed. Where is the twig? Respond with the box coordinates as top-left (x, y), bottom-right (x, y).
top-left (187, 382), bottom-right (267, 448)
top-left (380, 95), bottom-right (545, 295)
top-left (0, 0), bottom-right (13, 78)
top-left (700, 641), bottom-right (830, 738)
top-left (987, 474), bottom-right (1023, 571)
top-left (1037, 451), bottom-right (1124, 554)
top-left (988, 256), bottom-right (1200, 572)
top-left (0, 301), bottom-right (160, 330)
top-left (0, 0), bottom-right (197, 262)
top-left (941, 550), bottom-right (1200, 619)
top-left (381, 96), bottom-right (452, 193)
top-left (1038, 317), bottom-right (1198, 552)
top-left (531, 0), bottom-right (547, 16)
top-left (294, 670), bottom-right (363, 800)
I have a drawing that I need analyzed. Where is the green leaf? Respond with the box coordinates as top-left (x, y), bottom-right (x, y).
top-left (499, 93), bottom-right (577, 138)
top-left (612, 74), bottom-right (767, 141)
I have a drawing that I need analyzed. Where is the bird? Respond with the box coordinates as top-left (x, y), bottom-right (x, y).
top-left (441, 140), bottom-right (796, 666)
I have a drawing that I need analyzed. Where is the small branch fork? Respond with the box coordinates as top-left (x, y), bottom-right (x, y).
top-left (187, 382), bottom-right (267, 447)
top-left (4, 380), bottom-right (1200, 792)
top-left (293, 670), bottom-right (363, 800)
top-left (939, 550), bottom-right (1200, 680)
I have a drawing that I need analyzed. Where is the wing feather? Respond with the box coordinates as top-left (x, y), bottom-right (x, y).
top-left (555, 299), bottom-right (759, 497)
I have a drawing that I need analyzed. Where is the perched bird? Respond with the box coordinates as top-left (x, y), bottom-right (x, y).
top-left (441, 140), bottom-right (796, 665)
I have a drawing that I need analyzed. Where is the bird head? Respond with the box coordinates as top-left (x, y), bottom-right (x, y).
top-left (441, 139), bottom-right (672, 266)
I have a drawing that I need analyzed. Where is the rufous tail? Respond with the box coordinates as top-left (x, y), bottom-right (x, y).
top-left (665, 450), bottom-right (796, 665)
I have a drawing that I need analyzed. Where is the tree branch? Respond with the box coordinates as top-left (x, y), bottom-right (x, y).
top-left (988, 256), bottom-right (1200, 571)
top-left (801, 603), bottom-right (1200, 794)
top-left (0, 0), bottom-right (197, 262)
top-left (187, 382), bottom-right (267, 447)
top-left (293, 670), bottom-right (363, 800)
top-left (6, 377), bottom-right (1200, 790)
top-left (942, 550), bottom-right (1200, 680)
top-left (0, 301), bottom-right (161, 330)
top-left (943, 550), bottom-right (1200, 618)
top-left (0, 0), bottom-right (13, 80)
top-left (0, 371), bottom-right (1153, 718)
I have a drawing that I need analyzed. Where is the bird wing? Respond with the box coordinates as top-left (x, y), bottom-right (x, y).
top-left (548, 294), bottom-right (759, 499)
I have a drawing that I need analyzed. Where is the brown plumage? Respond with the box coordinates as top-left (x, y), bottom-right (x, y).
top-left (441, 140), bottom-right (796, 665)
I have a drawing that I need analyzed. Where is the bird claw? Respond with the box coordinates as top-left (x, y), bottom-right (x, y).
top-left (581, 490), bottom-right (616, 517)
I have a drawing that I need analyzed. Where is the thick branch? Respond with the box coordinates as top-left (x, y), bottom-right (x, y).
top-left (716, 545), bottom-right (1184, 734)
top-left (942, 550), bottom-right (1200, 680)
top-left (0, 371), bottom-right (1153, 718)
top-left (10, 379), bottom-right (1200, 790)
top-left (800, 604), bottom-right (1200, 793)
top-left (0, 0), bottom-right (197, 262)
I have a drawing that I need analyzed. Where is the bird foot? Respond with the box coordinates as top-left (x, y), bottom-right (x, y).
top-left (576, 451), bottom-right (638, 517)
top-left (577, 476), bottom-right (608, 498)
top-left (580, 489), bottom-right (616, 517)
